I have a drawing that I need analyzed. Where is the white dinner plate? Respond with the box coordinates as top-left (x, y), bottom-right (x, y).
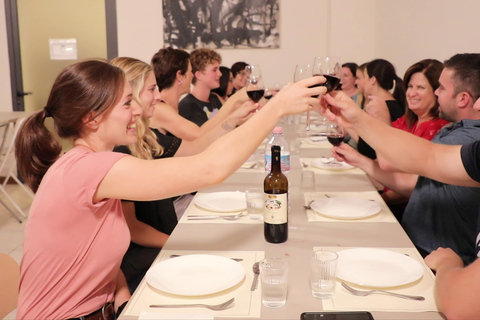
top-left (336, 248), bottom-right (424, 288)
top-left (303, 137), bottom-right (327, 145)
top-left (146, 254), bottom-right (245, 296)
top-left (194, 191), bottom-right (246, 212)
top-left (310, 197), bottom-right (381, 220)
top-left (311, 158), bottom-right (355, 171)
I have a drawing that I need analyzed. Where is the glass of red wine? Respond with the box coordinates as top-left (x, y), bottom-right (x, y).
top-left (264, 87), bottom-right (274, 100)
top-left (312, 56), bottom-right (342, 93)
top-left (246, 76), bottom-right (265, 103)
top-left (326, 122), bottom-right (345, 164)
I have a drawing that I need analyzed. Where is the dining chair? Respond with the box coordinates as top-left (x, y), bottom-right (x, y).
top-left (0, 117), bottom-right (34, 222)
top-left (0, 253), bottom-right (20, 319)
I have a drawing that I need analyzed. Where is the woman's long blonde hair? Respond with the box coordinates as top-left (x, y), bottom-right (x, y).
top-left (111, 57), bottom-right (163, 159)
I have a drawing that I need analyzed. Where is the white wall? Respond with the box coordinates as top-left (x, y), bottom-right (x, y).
top-left (375, 0), bottom-right (480, 76)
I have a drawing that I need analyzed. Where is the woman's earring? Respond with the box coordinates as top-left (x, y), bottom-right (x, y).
top-left (178, 81), bottom-right (183, 85)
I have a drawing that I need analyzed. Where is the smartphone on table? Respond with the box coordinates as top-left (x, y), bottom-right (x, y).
top-left (301, 311), bottom-right (374, 320)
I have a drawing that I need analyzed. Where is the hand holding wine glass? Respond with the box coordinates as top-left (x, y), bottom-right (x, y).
top-left (312, 56), bottom-right (342, 93)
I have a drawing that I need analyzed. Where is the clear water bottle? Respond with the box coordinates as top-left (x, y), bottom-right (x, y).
top-left (264, 127), bottom-right (290, 173)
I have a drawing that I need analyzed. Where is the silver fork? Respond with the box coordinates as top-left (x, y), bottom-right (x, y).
top-left (150, 297), bottom-right (235, 310)
top-left (187, 212), bottom-right (245, 220)
top-left (341, 282), bottom-right (425, 301)
top-left (303, 200), bottom-right (314, 209)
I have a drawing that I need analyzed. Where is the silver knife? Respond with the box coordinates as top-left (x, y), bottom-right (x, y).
top-left (169, 254), bottom-right (243, 262)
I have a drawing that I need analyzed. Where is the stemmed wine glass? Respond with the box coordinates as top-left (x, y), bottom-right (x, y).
top-left (294, 64), bottom-right (312, 135)
top-left (264, 87), bottom-right (274, 100)
top-left (326, 122), bottom-right (345, 165)
top-left (312, 56), bottom-right (342, 93)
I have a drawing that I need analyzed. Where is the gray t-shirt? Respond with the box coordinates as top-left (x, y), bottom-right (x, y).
top-left (402, 119), bottom-right (480, 264)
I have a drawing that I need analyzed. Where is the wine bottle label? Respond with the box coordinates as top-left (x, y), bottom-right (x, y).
top-left (264, 193), bottom-right (288, 224)
top-left (264, 154), bottom-right (290, 172)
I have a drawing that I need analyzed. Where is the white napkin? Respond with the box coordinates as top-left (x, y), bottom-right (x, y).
top-left (240, 154), bottom-right (258, 169)
top-left (304, 191), bottom-right (397, 223)
top-left (139, 312), bottom-right (213, 319)
top-left (301, 158), bottom-right (365, 175)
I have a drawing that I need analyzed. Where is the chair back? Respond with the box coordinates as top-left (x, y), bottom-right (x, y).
top-left (0, 253), bottom-right (20, 318)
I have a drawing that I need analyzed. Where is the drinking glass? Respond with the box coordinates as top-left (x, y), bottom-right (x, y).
top-left (246, 77), bottom-right (265, 103)
top-left (260, 258), bottom-right (288, 308)
top-left (312, 56), bottom-right (342, 93)
top-left (245, 188), bottom-right (264, 220)
top-left (310, 250), bottom-right (338, 299)
top-left (326, 122), bottom-right (345, 164)
top-left (294, 64), bottom-right (313, 136)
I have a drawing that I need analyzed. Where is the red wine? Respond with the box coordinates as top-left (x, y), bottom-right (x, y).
top-left (264, 94), bottom-right (273, 100)
top-left (247, 89), bottom-right (265, 102)
top-left (309, 74), bottom-right (341, 95)
top-left (264, 145), bottom-right (288, 243)
top-left (327, 134), bottom-right (344, 146)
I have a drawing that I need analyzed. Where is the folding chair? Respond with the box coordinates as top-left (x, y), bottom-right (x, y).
top-left (0, 117), bottom-right (34, 222)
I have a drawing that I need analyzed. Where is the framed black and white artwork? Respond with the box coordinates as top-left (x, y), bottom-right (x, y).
top-left (163, 0), bottom-right (280, 49)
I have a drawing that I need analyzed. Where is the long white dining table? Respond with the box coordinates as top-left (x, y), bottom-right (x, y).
top-left (119, 119), bottom-right (443, 320)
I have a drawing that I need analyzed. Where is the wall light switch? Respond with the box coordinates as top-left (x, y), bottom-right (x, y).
top-left (49, 38), bottom-right (78, 60)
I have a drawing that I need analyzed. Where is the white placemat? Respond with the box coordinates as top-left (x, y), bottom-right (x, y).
top-left (300, 158), bottom-right (366, 175)
top-left (304, 191), bottom-right (397, 223)
top-left (317, 247), bottom-right (438, 313)
top-left (179, 192), bottom-right (263, 224)
top-left (124, 250), bottom-right (264, 319)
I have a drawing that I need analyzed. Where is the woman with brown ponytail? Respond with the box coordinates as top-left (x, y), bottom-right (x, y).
top-left (14, 58), bottom-right (326, 319)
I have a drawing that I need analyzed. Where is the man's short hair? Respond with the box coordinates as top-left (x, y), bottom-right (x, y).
top-left (444, 53), bottom-right (480, 101)
top-left (231, 62), bottom-right (248, 77)
top-left (189, 48), bottom-right (222, 85)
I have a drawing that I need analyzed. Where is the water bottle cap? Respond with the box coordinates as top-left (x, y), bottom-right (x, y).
top-left (273, 127), bottom-right (283, 134)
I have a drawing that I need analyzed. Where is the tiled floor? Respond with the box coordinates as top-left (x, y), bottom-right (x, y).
top-left (0, 184), bottom-right (32, 320)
